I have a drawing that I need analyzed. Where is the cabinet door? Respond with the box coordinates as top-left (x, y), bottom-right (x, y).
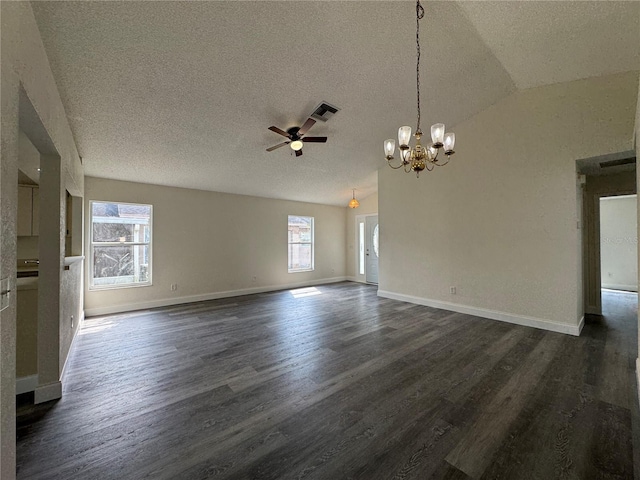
top-left (31, 187), bottom-right (39, 236)
top-left (17, 186), bottom-right (33, 236)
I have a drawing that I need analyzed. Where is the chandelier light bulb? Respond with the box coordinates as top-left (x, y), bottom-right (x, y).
top-left (431, 123), bottom-right (445, 147)
top-left (384, 139), bottom-right (396, 158)
top-left (398, 126), bottom-right (412, 148)
top-left (290, 140), bottom-right (303, 151)
top-left (443, 132), bottom-right (455, 154)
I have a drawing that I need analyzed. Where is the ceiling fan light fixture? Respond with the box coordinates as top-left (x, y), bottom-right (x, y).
top-left (290, 140), bottom-right (304, 151)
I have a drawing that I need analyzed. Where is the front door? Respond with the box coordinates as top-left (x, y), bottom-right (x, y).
top-left (365, 215), bottom-right (379, 284)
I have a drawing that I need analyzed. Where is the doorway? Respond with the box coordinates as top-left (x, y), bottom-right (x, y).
top-left (578, 154), bottom-right (636, 316)
top-left (599, 194), bottom-right (637, 294)
top-left (355, 214), bottom-right (379, 285)
top-left (365, 215), bottom-right (379, 284)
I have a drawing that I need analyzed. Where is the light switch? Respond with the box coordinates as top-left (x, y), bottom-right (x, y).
top-left (0, 277), bottom-right (10, 312)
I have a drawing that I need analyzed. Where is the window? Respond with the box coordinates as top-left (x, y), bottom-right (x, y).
top-left (288, 215), bottom-right (314, 272)
top-left (90, 201), bottom-right (152, 289)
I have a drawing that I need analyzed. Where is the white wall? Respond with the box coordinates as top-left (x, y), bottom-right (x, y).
top-left (1, 2), bottom-right (84, 477)
top-left (346, 192), bottom-right (378, 281)
top-left (600, 195), bottom-right (637, 292)
top-left (379, 71), bottom-right (639, 336)
top-left (84, 177), bottom-right (347, 315)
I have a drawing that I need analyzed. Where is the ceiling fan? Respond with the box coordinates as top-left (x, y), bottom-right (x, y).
top-left (266, 118), bottom-right (327, 157)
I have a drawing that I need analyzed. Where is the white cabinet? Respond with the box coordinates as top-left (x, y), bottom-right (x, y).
top-left (17, 186), bottom-right (39, 237)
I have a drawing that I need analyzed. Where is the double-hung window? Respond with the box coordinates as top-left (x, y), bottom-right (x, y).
top-left (288, 215), bottom-right (314, 272)
top-left (90, 201), bottom-right (152, 289)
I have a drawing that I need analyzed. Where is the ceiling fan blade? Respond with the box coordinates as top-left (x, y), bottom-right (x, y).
top-left (295, 149), bottom-right (303, 157)
top-left (297, 118), bottom-right (316, 136)
top-left (268, 126), bottom-right (290, 138)
top-left (266, 141), bottom-right (290, 152)
top-left (301, 137), bottom-right (327, 143)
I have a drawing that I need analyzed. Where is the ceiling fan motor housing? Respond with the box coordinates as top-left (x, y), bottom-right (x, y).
top-left (287, 127), bottom-right (301, 140)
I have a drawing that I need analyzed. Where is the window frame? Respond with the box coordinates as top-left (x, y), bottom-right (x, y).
top-left (89, 200), bottom-right (153, 290)
top-left (288, 215), bottom-right (314, 273)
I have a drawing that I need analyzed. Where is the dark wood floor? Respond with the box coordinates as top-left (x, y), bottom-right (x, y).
top-left (16, 283), bottom-right (640, 479)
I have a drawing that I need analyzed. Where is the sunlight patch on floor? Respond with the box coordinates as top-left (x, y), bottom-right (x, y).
top-left (290, 287), bottom-right (322, 298)
top-left (80, 321), bottom-right (116, 335)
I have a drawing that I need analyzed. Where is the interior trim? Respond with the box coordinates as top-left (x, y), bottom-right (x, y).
top-left (378, 290), bottom-right (584, 336)
top-left (16, 375), bottom-right (38, 395)
top-left (85, 277), bottom-right (348, 317)
top-left (34, 381), bottom-right (62, 404)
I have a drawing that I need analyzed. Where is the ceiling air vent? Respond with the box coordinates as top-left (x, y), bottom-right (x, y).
top-left (599, 157), bottom-right (636, 169)
top-left (310, 102), bottom-right (339, 122)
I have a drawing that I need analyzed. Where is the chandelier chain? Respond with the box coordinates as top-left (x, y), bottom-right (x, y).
top-left (416, 0), bottom-right (424, 133)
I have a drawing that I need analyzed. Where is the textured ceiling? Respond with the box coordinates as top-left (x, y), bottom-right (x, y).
top-left (457, 1), bottom-right (640, 90)
top-left (32, 1), bottom-right (640, 206)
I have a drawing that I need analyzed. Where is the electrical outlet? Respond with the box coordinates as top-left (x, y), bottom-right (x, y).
top-left (450, 286), bottom-right (456, 294)
top-left (71, 315), bottom-right (74, 329)
top-left (252, 276), bottom-right (257, 282)
top-left (170, 283), bottom-right (178, 291)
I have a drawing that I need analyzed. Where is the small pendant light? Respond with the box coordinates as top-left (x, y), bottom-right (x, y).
top-left (348, 189), bottom-right (360, 209)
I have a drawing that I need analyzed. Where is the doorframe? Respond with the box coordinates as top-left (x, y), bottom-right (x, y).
top-left (580, 167), bottom-right (636, 316)
top-left (354, 213), bottom-right (378, 284)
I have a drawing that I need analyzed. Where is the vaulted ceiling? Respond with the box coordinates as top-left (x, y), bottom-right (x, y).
top-left (32, 1), bottom-right (639, 206)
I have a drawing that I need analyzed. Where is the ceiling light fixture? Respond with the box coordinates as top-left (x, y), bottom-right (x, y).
top-left (290, 140), bottom-right (304, 151)
top-left (384, 0), bottom-right (456, 178)
top-left (348, 189), bottom-right (360, 209)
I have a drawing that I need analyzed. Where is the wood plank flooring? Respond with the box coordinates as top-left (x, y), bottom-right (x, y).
top-left (15, 283), bottom-right (640, 479)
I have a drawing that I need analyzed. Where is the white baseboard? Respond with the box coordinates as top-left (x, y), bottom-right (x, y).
top-left (602, 283), bottom-right (638, 293)
top-left (346, 276), bottom-right (357, 282)
top-left (377, 290), bottom-right (583, 336)
top-left (34, 381), bottom-right (62, 404)
top-left (16, 374), bottom-right (38, 395)
top-left (85, 277), bottom-right (348, 317)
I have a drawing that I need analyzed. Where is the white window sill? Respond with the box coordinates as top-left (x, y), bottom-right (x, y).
top-left (89, 282), bottom-right (152, 292)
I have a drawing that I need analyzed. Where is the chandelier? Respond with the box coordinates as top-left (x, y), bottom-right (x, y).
top-left (384, 0), bottom-right (456, 177)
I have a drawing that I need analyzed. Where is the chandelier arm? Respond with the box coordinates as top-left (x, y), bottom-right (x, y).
top-left (425, 162), bottom-right (435, 172)
top-left (404, 162), bottom-right (413, 174)
top-left (435, 158), bottom-right (450, 167)
top-left (387, 160), bottom-right (406, 170)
